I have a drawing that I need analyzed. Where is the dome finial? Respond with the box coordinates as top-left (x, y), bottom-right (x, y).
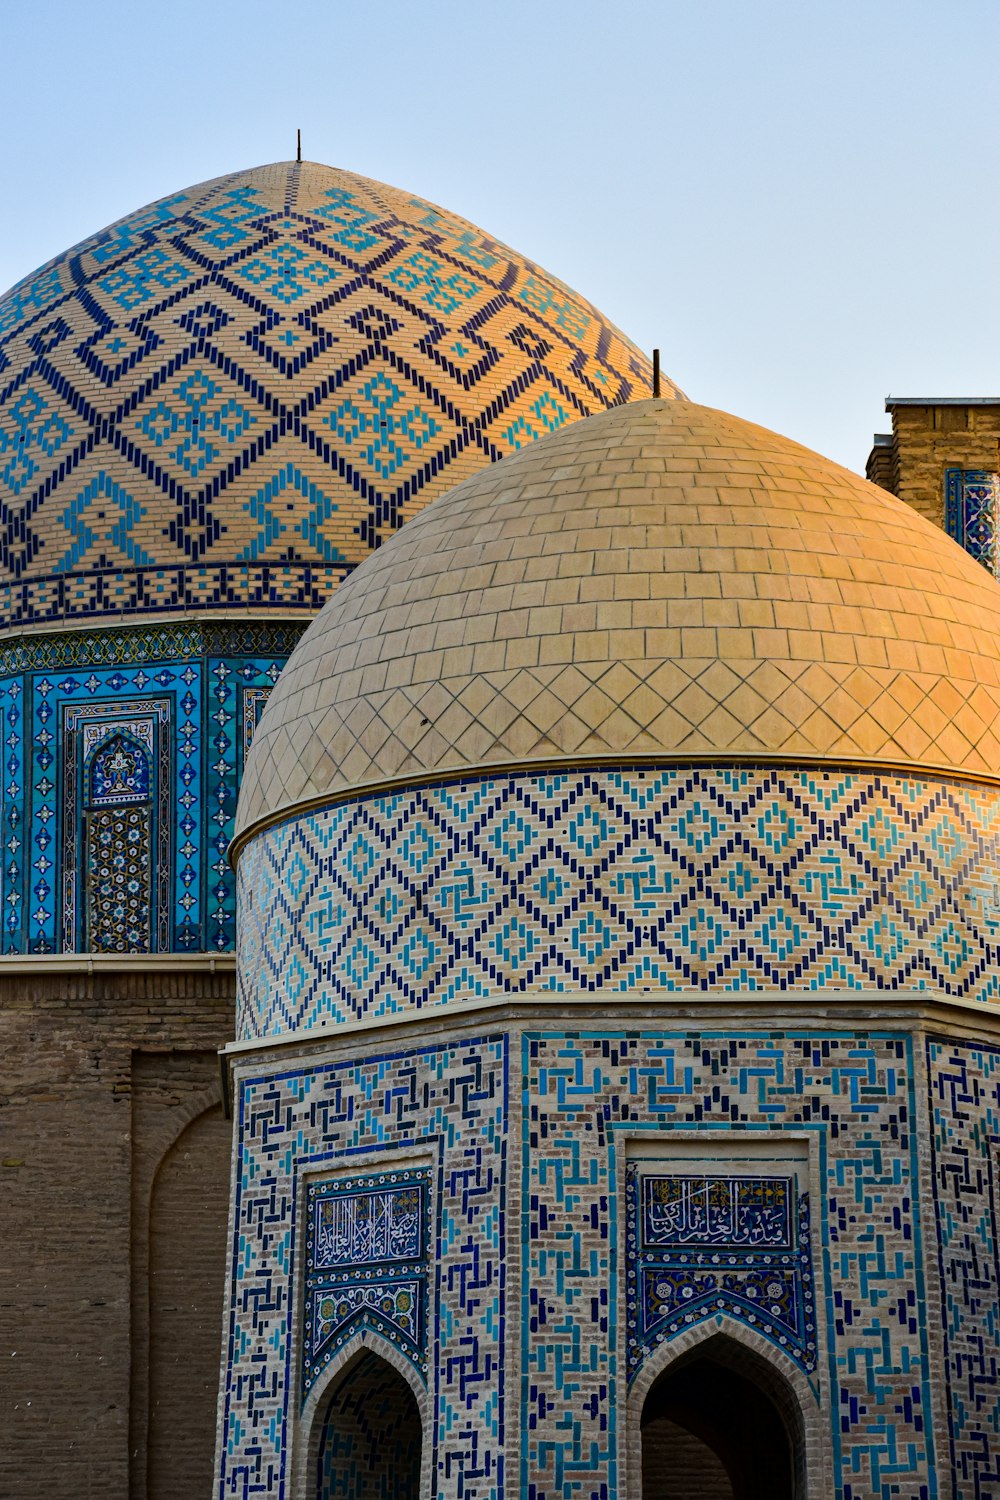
top-left (296, 128), bottom-right (302, 163)
top-left (653, 348), bottom-right (661, 398)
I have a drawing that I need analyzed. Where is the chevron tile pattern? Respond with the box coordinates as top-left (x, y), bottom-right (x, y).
top-left (0, 161), bottom-right (671, 627)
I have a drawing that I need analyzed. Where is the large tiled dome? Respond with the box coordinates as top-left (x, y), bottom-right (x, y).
top-left (0, 160), bottom-right (676, 628)
top-left (236, 397), bottom-right (1000, 842)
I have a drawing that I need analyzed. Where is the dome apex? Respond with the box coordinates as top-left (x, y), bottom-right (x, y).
top-left (236, 397), bottom-right (1000, 846)
top-left (0, 160), bottom-right (674, 629)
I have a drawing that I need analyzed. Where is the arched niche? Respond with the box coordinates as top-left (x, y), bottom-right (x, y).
top-left (145, 1101), bottom-right (231, 1499)
top-left (311, 1345), bottom-right (425, 1499)
top-left (83, 726), bottom-right (154, 951)
top-left (634, 1329), bottom-right (809, 1500)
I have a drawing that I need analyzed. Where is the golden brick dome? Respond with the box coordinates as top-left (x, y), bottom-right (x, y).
top-left (235, 397), bottom-right (1000, 844)
top-left (0, 160), bottom-right (675, 628)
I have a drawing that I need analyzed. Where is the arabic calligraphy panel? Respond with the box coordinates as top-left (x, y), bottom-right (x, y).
top-left (302, 1165), bottom-right (431, 1401)
top-left (642, 1174), bottom-right (793, 1251)
top-left (313, 1183), bottom-right (424, 1268)
top-left (626, 1159), bottom-right (817, 1381)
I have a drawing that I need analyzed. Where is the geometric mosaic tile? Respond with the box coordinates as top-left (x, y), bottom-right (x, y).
top-left (0, 161), bottom-right (672, 629)
top-left (523, 1029), bottom-right (933, 1500)
top-left (926, 1037), bottom-right (1000, 1494)
top-left (0, 618), bottom-right (300, 951)
top-left (235, 765), bottom-right (1000, 1037)
top-left (221, 1024), bottom-right (952, 1500)
top-left (220, 1035), bottom-right (507, 1500)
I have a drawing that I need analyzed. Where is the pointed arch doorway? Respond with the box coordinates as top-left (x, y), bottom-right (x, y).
top-left (315, 1348), bottom-right (423, 1500)
top-left (639, 1335), bottom-right (804, 1500)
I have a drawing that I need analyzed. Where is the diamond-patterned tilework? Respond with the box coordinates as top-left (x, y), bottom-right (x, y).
top-left (0, 161), bottom-right (672, 628)
top-left (235, 766), bottom-right (1000, 1038)
top-left (238, 399), bottom-right (1000, 836)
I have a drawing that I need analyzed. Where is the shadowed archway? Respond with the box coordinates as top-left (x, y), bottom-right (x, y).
top-left (640, 1335), bottom-right (803, 1499)
top-left (316, 1348), bottom-right (423, 1499)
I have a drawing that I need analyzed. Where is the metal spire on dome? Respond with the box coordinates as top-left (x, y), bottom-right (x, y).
top-left (296, 128), bottom-right (302, 163)
top-left (653, 348), bottom-right (661, 398)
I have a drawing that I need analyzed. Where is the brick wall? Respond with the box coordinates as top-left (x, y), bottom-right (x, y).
top-left (641, 1419), bottom-right (734, 1499)
top-left (872, 402), bottom-right (1000, 527)
top-left (0, 961), bottom-right (234, 1500)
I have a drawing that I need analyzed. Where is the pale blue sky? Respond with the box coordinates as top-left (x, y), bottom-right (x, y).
top-left (2, 0), bottom-right (998, 472)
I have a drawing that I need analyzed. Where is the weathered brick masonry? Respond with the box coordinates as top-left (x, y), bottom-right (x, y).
top-left (868, 398), bottom-right (1000, 526)
top-left (0, 959), bottom-right (234, 1500)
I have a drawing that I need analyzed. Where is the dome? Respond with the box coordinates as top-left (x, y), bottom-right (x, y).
top-left (236, 397), bottom-right (1000, 845)
top-left (0, 160), bottom-right (677, 629)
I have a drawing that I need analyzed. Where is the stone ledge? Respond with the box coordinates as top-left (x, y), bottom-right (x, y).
top-left (221, 986), bottom-right (1000, 1114)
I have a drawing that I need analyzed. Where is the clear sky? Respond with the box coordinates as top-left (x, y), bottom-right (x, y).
top-left (2, 0), bottom-right (998, 473)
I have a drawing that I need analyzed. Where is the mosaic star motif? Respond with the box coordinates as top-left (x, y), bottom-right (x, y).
top-left (0, 160), bottom-right (672, 628)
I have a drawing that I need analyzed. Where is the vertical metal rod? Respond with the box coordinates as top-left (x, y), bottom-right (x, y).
top-left (297, 129), bottom-right (302, 164)
top-left (653, 348), bottom-right (661, 398)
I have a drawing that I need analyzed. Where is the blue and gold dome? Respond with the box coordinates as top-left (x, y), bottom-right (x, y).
top-left (0, 159), bottom-right (678, 629)
top-left (0, 160), bottom-right (679, 955)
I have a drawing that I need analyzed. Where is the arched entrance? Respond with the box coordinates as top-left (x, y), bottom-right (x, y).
top-left (640, 1337), bottom-right (803, 1500)
top-left (316, 1349), bottom-right (423, 1499)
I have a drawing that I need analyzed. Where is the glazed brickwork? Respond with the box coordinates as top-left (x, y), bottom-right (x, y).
top-left (0, 618), bottom-right (303, 952)
top-left (235, 766), bottom-right (1000, 1038)
top-left (522, 1029), bottom-right (930, 1499)
top-left (316, 1352), bottom-right (422, 1499)
top-left (219, 1017), bottom-right (1000, 1499)
top-left (219, 1036), bottom-right (508, 1500)
top-left (237, 398), bottom-right (1000, 835)
top-left (0, 160), bottom-right (671, 629)
top-left (926, 1036), bottom-right (1000, 1494)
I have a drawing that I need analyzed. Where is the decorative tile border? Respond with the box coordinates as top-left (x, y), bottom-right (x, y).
top-left (236, 766), bottom-right (1000, 1038)
top-left (302, 1166), bottom-right (431, 1399)
top-left (0, 620), bottom-right (296, 950)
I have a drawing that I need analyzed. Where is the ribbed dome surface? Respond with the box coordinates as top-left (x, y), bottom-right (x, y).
top-left (0, 160), bottom-right (674, 628)
top-left (236, 398), bottom-right (1000, 841)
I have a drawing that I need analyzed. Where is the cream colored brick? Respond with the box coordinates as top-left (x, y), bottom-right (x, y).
top-left (236, 399), bottom-right (1000, 837)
